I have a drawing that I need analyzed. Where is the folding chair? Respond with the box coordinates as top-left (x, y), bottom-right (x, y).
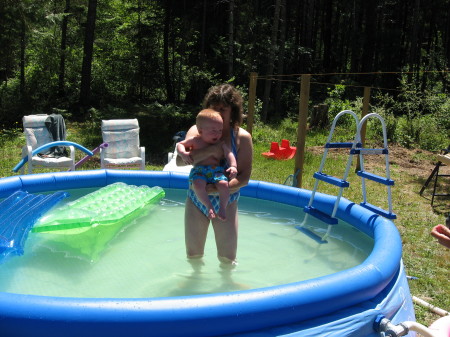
top-left (419, 146), bottom-right (450, 205)
top-left (21, 114), bottom-right (75, 174)
top-left (100, 119), bottom-right (146, 170)
top-left (162, 131), bottom-right (192, 173)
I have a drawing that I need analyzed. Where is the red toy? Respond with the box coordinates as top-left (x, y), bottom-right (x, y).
top-left (262, 139), bottom-right (296, 160)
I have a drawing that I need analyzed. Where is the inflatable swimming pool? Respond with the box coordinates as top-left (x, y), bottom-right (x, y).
top-left (0, 170), bottom-right (415, 337)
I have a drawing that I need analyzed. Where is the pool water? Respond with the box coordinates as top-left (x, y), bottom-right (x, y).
top-left (0, 187), bottom-right (373, 298)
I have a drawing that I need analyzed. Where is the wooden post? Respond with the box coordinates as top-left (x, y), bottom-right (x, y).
top-left (294, 74), bottom-right (311, 188)
top-left (246, 72), bottom-right (257, 135)
top-left (356, 86), bottom-right (371, 171)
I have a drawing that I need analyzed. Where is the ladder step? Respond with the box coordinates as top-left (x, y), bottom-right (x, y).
top-left (357, 171), bottom-right (394, 186)
top-left (304, 206), bottom-right (338, 224)
top-left (360, 202), bottom-right (397, 219)
top-left (313, 172), bottom-right (350, 187)
top-left (350, 148), bottom-right (388, 155)
top-left (325, 142), bottom-right (356, 149)
top-left (295, 226), bottom-right (328, 244)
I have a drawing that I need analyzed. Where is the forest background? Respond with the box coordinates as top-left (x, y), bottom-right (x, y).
top-left (1, 0), bottom-right (449, 158)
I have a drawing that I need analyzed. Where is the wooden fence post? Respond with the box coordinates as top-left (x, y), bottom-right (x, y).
top-left (247, 72), bottom-right (257, 135)
top-left (356, 86), bottom-right (371, 171)
top-left (294, 74), bottom-right (311, 188)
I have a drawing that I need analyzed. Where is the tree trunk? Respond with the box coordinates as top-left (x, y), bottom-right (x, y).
top-left (361, 1), bottom-right (376, 84)
top-left (261, 0), bottom-right (281, 122)
top-left (274, 0), bottom-right (286, 119)
top-left (58, 0), bottom-right (70, 97)
top-left (350, 1), bottom-right (362, 72)
top-left (322, 0), bottom-right (333, 72)
top-left (200, 0), bottom-right (207, 68)
top-left (163, 0), bottom-right (175, 102)
top-left (421, 7), bottom-right (436, 92)
top-left (227, 0), bottom-right (234, 78)
top-left (136, 0), bottom-right (143, 100)
top-left (297, 0), bottom-right (315, 73)
top-left (293, 1), bottom-right (301, 72)
top-left (19, 13), bottom-right (26, 97)
top-left (310, 104), bottom-right (329, 129)
top-left (79, 0), bottom-right (98, 108)
top-left (408, 0), bottom-right (421, 76)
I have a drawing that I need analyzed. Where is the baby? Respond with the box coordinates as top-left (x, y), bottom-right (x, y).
top-left (177, 109), bottom-right (237, 220)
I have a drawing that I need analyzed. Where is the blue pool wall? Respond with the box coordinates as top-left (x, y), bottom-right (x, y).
top-left (0, 170), bottom-right (415, 337)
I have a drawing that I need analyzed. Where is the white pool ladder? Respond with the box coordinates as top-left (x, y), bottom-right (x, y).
top-left (297, 110), bottom-right (361, 243)
top-left (297, 111), bottom-right (396, 244)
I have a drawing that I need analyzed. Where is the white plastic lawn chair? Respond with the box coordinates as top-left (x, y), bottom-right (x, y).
top-left (162, 146), bottom-right (192, 173)
top-left (21, 114), bottom-right (75, 174)
top-left (100, 119), bottom-right (146, 170)
top-left (162, 131), bottom-right (192, 173)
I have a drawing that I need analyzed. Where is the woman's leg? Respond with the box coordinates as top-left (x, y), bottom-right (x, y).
top-left (211, 200), bottom-right (238, 263)
top-left (185, 197), bottom-right (210, 258)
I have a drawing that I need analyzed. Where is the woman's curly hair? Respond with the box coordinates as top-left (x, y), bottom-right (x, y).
top-left (203, 84), bottom-right (243, 128)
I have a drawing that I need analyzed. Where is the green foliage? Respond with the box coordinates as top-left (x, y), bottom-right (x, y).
top-left (0, 79), bottom-right (23, 124)
top-left (324, 85), bottom-right (355, 116)
top-left (372, 76), bottom-right (449, 151)
top-left (250, 117), bottom-right (297, 147)
top-left (323, 85), bottom-right (363, 131)
top-left (0, 0), bottom-right (448, 160)
top-left (0, 123), bottom-right (22, 146)
top-left (134, 102), bottom-right (196, 161)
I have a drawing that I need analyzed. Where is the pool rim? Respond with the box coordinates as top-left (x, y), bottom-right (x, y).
top-left (0, 169), bottom-right (403, 337)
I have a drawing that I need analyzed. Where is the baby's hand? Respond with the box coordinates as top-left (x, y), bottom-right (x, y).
top-left (227, 166), bottom-right (238, 179)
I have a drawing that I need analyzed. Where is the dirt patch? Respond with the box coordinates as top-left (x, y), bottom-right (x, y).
top-left (307, 144), bottom-right (442, 179)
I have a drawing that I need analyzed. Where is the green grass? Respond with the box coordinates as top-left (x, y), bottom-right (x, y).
top-left (0, 120), bottom-right (449, 327)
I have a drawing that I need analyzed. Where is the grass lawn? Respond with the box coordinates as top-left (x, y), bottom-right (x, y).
top-left (0, 119), bottom-right (448, 327)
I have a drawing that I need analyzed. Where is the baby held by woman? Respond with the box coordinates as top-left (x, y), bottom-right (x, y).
top-left (177, 109), bottom-right (237, 220)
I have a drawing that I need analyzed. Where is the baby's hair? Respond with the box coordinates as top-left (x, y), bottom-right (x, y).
top-left (196, 109), bottom-right (223, 129)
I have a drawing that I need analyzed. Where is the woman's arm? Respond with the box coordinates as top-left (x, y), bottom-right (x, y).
top-left (223, 143), bottom-right (237, 179)
top-left (228, 128), bottom-right (253, 192)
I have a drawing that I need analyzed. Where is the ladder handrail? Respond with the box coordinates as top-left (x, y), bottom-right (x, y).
top-left (355, 113), bottom-right (395, 217)
top-left (318, 110), bottom-right (360, 173)
top-left (303, 110), bottom-right (362, 242)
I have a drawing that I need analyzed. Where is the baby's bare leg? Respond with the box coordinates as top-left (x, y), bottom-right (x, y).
top-left (192, 179), bottom-right (215, 219)
top-left (215, 180), bottom-right (230, 221)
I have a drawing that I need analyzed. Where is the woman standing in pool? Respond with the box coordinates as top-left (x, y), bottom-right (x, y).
top-left (178, 84), bottom-right (253, 264)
